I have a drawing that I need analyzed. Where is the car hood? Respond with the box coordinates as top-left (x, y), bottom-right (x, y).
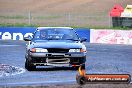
top-left (30, 40), bottom-right (84, 49)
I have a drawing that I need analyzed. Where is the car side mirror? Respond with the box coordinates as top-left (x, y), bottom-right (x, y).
top-left (80, 37), bottom-right (87, 42)
top-left (24, 37), bottom-right (31, 41)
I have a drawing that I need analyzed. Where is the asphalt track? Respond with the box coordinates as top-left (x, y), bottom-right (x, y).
top-left (0, 40), bottom-right (132, 86)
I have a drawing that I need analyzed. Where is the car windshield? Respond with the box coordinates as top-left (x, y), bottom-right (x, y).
top-left (33, 28), bottom-right (79, 41)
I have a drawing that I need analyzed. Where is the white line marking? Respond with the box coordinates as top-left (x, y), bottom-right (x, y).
top-left (0, 45), bottom-right (20, 47)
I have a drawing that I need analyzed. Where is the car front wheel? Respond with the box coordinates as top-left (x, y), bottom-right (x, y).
top-left (25, 59), bottom-right (36, 71)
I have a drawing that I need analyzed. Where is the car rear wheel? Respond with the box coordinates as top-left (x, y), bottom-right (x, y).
top-left (25, 59), bottom-right (36, 71)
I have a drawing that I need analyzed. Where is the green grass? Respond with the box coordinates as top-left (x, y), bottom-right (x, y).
top-left (71, 25), bottom-right (132, 30)
top-left (0, 23), bottom-right (132, 30)
top-left (0, 15), bottom-right (27, 19)
top-left (0, 15), bottom-right (61, 19)
top-left (0, 23), bottom-right (38, 27)
top-left (36, 15), bottom-right (62, 19)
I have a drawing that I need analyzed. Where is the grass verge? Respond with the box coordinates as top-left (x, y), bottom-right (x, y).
top-left (0, 23), bottom-right (132, 30)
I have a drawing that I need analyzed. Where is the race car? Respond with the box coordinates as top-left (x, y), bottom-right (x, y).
top-left (24, 27), bottom-right (87, 71)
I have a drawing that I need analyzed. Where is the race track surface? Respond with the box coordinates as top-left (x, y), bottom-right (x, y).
top-left (0, 40), bottom-right (132, 86)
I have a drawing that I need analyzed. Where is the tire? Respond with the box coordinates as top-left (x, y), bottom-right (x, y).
top-left (76, 76), bottom-right (86, 85)
top-left (25, 59), bottom-right (36, 71)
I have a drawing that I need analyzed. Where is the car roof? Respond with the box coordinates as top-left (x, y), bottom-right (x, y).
top-left (37, 27), bottom-right (73, 30)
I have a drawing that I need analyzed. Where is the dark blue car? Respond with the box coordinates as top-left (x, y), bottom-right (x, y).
top-left (24, 27), bottom-right (87, 71)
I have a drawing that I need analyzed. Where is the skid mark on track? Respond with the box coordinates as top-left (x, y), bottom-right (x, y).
top-left (86, 63), bottom-right (132, 74)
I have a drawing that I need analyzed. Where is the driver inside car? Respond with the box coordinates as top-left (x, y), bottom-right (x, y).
top-left (40, 31), bottom-right (47, 39)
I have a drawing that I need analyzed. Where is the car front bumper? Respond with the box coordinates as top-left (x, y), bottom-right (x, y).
top-left (30, 52), bottom-right (86, 58)
top-left (28, 52), bottom-right (86, 66)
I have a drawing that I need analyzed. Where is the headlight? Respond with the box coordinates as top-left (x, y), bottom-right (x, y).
top-left (30, 48), bottom-right (48, 53)
top-left (69, 49), bottom-right (86, 52)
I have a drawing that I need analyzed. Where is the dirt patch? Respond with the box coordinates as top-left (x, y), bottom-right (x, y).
top-left (0, 0), bottom-right (132, 13)
top-left (0, 64), bottom-right (25, 77)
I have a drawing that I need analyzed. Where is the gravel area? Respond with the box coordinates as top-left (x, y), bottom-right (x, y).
top-left (0, 84), bottom-right (132, 88)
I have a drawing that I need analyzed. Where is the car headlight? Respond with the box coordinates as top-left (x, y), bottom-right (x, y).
top-left (69, 49), bottom-right (86, 52)
top-left (30, 48), bottom-right (48, 53)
